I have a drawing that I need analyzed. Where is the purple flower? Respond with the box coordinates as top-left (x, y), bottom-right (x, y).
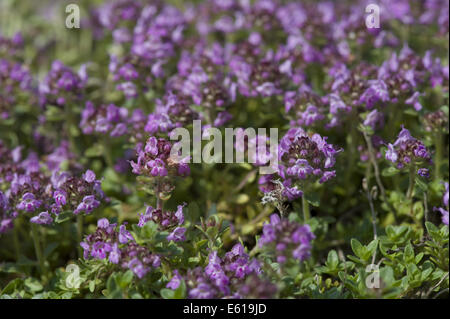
top-left (405, 92), bottom-right (423, 111)
top-left (53, 190), bottom-right (67, 206)
top-left (39, 60), bottom-right (85, 106)
top-left (83, 170), bottom-right (96, 183)
top-left (109, 243), bottom-right (121, 264)
top-left (166, 270), bottom-right (182, 290)
top-left (30, 211), bottom-right (53, 225)
top-left (97, 218), bottom-right (110, 229)
top-left (276, 127), bottom-right (342, 198)
top-left (128, 258), bottom-right (149, 279)
top-left (17, 193), bottom-right (42, 212)
top-left (259, 214), bottom-right (315, 263)
top-left (385, 126), bottom-right (431, 171)
top-left (359, 80), bottom-right (390, 109)
top-left (118, 224), bottom-right (134, 244)
top-left (131, 136), bottom-right (189, 180)
top-left (91, 241), bottom-right (112, 259)
top-left (167, 227), bottom-right (186, 242)
top-left (364, 109), bottom-right (385, 130)
top-left (0, 218), bottom-right (14, 234)
top-left (417, 168), bottom-right (430, 178)
top-left (74, 195), bottom-right (100, 215)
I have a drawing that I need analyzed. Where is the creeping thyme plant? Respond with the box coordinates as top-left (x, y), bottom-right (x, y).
top-left (0, 0), bottom-right (449, 299)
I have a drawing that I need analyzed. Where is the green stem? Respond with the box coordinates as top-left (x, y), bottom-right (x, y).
top-left (363, 131), bottom-right (397, 221)
top-left (77, 215), bottom-right (84, 258)
top-left (102, 136), bottom-right (115, 169)
top-left (434, 131), bottom-right (442, 180)
top-left (65, 103), bottom-right (80, 156)
top-left (31, 223), bottom-right (45, 277)
top-left (302, 196), bottom-right (310, 222)
top-left (13, 221), bottom-right (21, 261)
top-left (407, 165), bottom-right (416, 200)
top-left (156, 179), bottom-right (163, 210)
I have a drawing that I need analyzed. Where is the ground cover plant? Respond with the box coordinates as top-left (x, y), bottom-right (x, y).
top-left (0, 0), bottom-right (448, 299)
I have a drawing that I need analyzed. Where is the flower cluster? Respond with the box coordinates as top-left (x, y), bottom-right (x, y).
top-left (80, 101), bottom-right (128, 137)
top-left (385, 127), bottom-right (432, 176)
top-left (138, 204), bottom-right (186, 242)
top-left (272, 127), bottom-right (341, 200)
top-left (0, 191), bottom-right (14, 233)
top-left (130, 136), bottom-right (190, 178)
top-left (259, 214), bottom-right (315, 263)
top-left (39, 60), bottom-right (87, 107)
top-left (0, 58), bottom-right (33, 119)
top-left (50, 169), bottom-right (106, 216)
top-left (0, 32), bottom-right (24, 58)
top-left (423, 109), bottom-right (449, 133)
top-left (145, 92), bottom-right (200, 135)
top-left (284, 89), bottom-right (326, 128)
top-left (233, 128), bottom-right (273, 167)
top-left (80, 218), bottom-right (160, 278)
top-left (166, 244), bottom-right (274, 299)
top-left (0, 140), bottom-right (106, 231)
top-left (104, 2), bottom-right (186, 98)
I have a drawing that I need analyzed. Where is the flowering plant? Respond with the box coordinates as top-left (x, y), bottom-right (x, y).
top-left (0, 0), bottom-right (448, 300)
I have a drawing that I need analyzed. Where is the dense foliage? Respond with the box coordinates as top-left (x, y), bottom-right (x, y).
top-left (0, 0), bottom-right (448, 299)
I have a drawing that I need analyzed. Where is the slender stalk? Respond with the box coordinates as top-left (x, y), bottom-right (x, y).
top-left (102, 136), bottom-right (115, 169)
top-left (423, 192), bottom-right (429, 228)
top-left (364, 178), bottom-right (378, 265)
top-left (13, 221), bottom-right (21, 261)
top-left (65, 103), bottom-right (79, 155)
top-left (363, 131), bottom-right (397, 221)
top-left (302, 196), bottom-right (310, 221)
top-left (76, 215), bottom-right (83, 258)
top-left (434, 131), bottom-right (442, 180)
top-left (156, 178), bottom-right (163, 210)
top-left (31, 223), bottom-right (45, 277)
top-left (407, 165), bottom-right (416, 200)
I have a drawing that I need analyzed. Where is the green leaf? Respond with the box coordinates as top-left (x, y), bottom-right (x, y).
top-left (350, 239), bottom-right (365, 259)
top-left (118, 270), bottom-right (134, 288)
top-left (160, 288), bottom-right (175, 299)
top-left (89, 281), bottom-right (95, 293)
top-left (414, 177), bottom-right (428, 192)
top-left (304, 191), bottom-right (320, 207)
top-left (24, 278), bottom-right (43, 293)
top-left (55, 211), bottom-right (73, 224)
top-left (84, 143), bottom-right (104, 157)
top-left (382, 167), bottom-right (399, 177)
top-left (1, 278), bottom-right (23, 295)
top-left (403, 242), bottom-right (414, 263)
top-left (366, 239), bottom-right (379, 256)
top-left (326, 250), bottom-right (339, 270)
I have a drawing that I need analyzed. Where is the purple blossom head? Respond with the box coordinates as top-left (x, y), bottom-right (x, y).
top-left (81, 220), bottom-right (159, 278)
top-left (167, 227), bottom-right (186, 242)
top-left (277, 127), bottom-right (342, 193)
top-left (385, 126), bottom-right (431, 172)
top-left (259, 214), bottom-right (315, 263)
top-left (130, 136), bottom-right (190, 180)
top-left (39, 60), bottom-right (85, 107)
top-left (16, 193), bottom-right (42, 213)
top-left (30, 211), bottom-right (53, 225)
top-left (166, 270), bottom-right (183, 290)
